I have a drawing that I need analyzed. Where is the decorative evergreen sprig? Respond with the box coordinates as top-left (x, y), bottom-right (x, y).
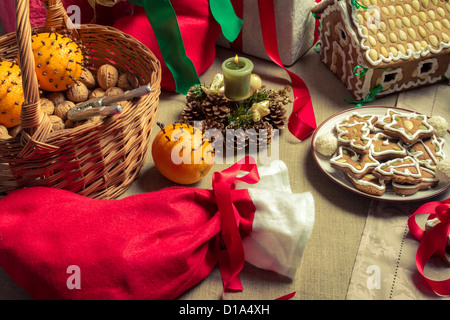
top-left (190, 84), bottom-right (207, 100)
top-left (227, 89), bottom-right (270, 129)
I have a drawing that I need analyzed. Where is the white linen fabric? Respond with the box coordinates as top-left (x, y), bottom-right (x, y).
top-left (235, 160), bottom-right (315, 278)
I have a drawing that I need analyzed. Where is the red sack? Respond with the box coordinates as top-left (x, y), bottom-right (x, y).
top-left (0, 158), bottom-right (314, 299)
top-left (0, 160), bottom-right (256, 300)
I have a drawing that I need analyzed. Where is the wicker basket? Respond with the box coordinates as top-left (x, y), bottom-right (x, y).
top-left (0, 0), bottom-right (161, 199)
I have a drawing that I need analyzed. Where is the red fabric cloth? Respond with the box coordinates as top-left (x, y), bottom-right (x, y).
top-left (113, 1), bottom-right (222, 92)
top-left (1, 0), bottom-right (133, 34)
top-left (0, 186), bottom-right (254, 300)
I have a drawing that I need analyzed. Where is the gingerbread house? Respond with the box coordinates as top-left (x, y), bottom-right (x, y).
top-left (311, 0), bottom-right (450, 101)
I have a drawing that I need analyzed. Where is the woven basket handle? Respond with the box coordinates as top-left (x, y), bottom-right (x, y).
top-left (15, 0), bottom-right (77, 139)
top-left (15, 0), bottom-right (41, 137)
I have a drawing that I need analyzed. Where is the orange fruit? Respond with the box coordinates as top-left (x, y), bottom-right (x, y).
top-left (151, 123), bottom-right (215, 184)
top-left (0, 61), bottom-right (23, 128)
top-left (31, 32), bottom-right (84, 92)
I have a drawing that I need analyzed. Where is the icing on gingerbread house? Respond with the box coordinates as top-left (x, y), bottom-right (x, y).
top-left (311, 0), bottom-right (450, 101)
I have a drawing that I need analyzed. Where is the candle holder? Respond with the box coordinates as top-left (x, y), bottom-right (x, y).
top-left (222, 56), bottom-right (254, 101)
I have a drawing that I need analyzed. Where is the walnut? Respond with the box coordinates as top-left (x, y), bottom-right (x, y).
top-left (117, 72), bottom-right (139, 91)
top-left (105, 87), bottom-right (126, 106)
top-left (105, 87), bottom-right (124, 96)
top-left (55, 101), bottom-right (75, 121)
top-left (74, 116), bottom-right (103, 128)
top-left (46, 92), bottom-right (66, 106)
top-left (65, 119), bottom-right (75, 128)
top-left (66, 82), bottom-right (89, 103)
top-left (89, 88), bottom-right (106, 99)
top-left (49, 115), bottom-right (65, 131)
top-left (79, 68), bottom-right (96, 89)
top-left (40, 98), bottom-right (55, 115)
top-left (97, 64), bottom-right (119, 90)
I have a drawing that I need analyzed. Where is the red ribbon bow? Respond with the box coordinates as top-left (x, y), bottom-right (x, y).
top-left (408, 198), bottom-right (450, 296)
top-left (212, 156), bottom-right (260, 297)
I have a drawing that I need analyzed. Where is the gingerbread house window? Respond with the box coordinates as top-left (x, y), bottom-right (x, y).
top-left (416, 58), bottom-right (438, 78)
top-left (334, 23), bottom-right (349, 47)
top-left (381, 69), bottom-right (402, 86)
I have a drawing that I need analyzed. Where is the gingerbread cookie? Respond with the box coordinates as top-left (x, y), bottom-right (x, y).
top-left (375, 109), bottom-right (402, 130)
top-left (336, 122), bottom-right (372, 154)
top-left (378, 110), bottom-right (434, 144)
top-left (336, 112), bottom-right (378, 132)
top-left (419, 167), bottom-right (439, 190)
top-left (346, 172), bottom-right (386, 197)
top-left (391, 181), bottom-right (421, 196)
top-left (407, 134), bottom-right (446, 171)
top-left (369, 132), bottom-right (407, 161)
top-left (330, 146), bottom-right (379, 179)
top-left (372, 156), bottom-right (422, 185)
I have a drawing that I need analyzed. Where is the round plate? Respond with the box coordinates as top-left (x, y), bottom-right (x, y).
top-left (311, 106), bottom-right (450, 202)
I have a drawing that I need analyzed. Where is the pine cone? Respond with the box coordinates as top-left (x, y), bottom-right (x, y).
top-left (247, 121), bottom-right (273, 149)
top-left (186, 84), bottom-right (207, 103)
top-left (225, 124), bottom-right (248, 151)
top-left (179, 100), bottom-right (205, 125)
top-left (202, 95), bottom-right (230, 122)
top-left (265, 101), bottom-right (288, 129)
top-left (201, 118), bottom-right (225, 132)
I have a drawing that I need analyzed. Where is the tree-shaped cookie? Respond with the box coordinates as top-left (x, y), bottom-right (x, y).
top-left (373, 156), bottom-right (422, 185)
top-left (330, 145), bottom-right (379, 179)
top-left (336, 112), bottom-right (378, 132)
top-left (407, 135), bottom-right (446, 170)
top-left (336, 122), bottom-right (372, 154)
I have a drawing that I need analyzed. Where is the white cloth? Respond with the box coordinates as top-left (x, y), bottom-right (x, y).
top-left (235, 160), bottom-right (315, 279)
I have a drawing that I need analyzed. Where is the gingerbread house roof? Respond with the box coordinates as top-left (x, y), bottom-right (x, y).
top-left (313, 0), bottom-right (450, 66)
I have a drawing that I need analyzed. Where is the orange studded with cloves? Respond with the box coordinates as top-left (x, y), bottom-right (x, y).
top-left (31, 31), bottom-right (84, 92)
top-left (0, 61), bottom-right (23, 128)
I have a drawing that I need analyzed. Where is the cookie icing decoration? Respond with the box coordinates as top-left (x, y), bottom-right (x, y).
top-left (373, 156), bottom-right (423, 185)
top-left (391, 181), bottom-right (421, 196)
top-left (311, 0), bottom-right (450, 101)
top-left (336, 111), bottom-right (378, 131)
top-left (346, 172), bottom-right (386, 196)
top-left (369, 132), bottom-right (407, 161)
top-left (382, 110), bottom-right (434, 144)
top-left (330, 145), bottom-right (379, 179)
top-left (336, 122), bottom-right (373, 154)
top-left (419, 166), bottom-right (439, 190)
top-left (407, 134), bottom-right (446, 170)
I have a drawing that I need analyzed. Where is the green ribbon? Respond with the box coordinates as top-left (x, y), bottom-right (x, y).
top-left (444, 76), bottom-right (450, 86)
top-left (351, 0), bottom-right (370, 9)
top-left (353, 65), bottom-right (369, 78)
top-left (345, 84), bottom-right (383, 107)
top-left (210, 0), bottom-right (243, 43)
top-left (312, 12), bottom-right (321, 36)
top-left (128, 0), bottom-right (242, 95)
top-left (314, 41), bottom-right (321, 53)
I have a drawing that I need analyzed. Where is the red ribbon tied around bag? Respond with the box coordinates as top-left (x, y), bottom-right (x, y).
top-left (408, 198), bottom-right (450, 296)
top-left (213, 156), bottom-right (260, 296)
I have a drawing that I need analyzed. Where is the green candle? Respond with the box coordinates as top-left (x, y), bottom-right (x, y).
top-left (222, 55), bottom-right (254, 101)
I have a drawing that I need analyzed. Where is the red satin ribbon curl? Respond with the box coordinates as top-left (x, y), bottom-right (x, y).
top-left (257, 0), bottom-right (317, 141)
top-left (212, 156), bottom-right (260, 296)
top-left (229, 0), bottom-right (317, 141)
top-left (408, 198), bottom-right (450, 296)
